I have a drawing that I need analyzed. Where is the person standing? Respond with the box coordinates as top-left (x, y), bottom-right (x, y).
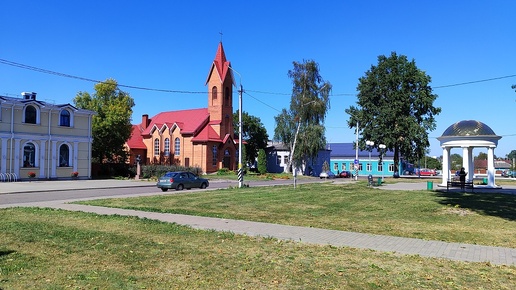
top-left (459, 167), bottom-right (467, 191)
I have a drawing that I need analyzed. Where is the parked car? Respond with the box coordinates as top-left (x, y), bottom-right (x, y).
top-left (157, 171), bottom-right (209, 191)
top-left (339, 171), bottom-right (352, 178)
top-left (319, 171), bottom-right (336, 179)
top-left (418, 168), bottom-right (436, 176)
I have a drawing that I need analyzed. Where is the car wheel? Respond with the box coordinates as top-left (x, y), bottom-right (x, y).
top-left (161, 188), bottom-right (168, 192)
top-left (176, 184), bottom-right (184, 191)
top-left (200, 183), bottom-right (207, 189)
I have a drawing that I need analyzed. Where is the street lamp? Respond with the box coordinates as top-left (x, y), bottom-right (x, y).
top-left (366, 140), bottom-right (374, 174)
top-left (378, 144), bottom-right (386, 182)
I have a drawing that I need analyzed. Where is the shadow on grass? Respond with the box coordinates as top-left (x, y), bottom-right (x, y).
top-left (0, 250), bottom-right (15, 257)
top-left (435, 190), bottom-right (516, 221)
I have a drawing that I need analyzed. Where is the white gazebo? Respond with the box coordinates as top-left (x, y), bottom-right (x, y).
top-left (437, 120), bottom-right (502, 188)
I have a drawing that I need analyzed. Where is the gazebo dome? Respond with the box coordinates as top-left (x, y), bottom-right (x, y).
top-left (441, 120), bottom-right (496, 137)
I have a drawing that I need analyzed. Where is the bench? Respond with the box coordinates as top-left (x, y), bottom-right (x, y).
top-left (447, 180), bottom-right (474, 192)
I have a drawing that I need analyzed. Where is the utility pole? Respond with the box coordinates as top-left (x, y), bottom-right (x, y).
top-left (238, 84), bottom-right (244, 188)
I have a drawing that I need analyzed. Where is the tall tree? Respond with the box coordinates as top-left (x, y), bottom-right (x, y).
top-left (73, 79), bottom-right (135, 163)
top-left (233, 111), bottom-right (269, 166)
top-left (274, 60), bottom-right (331, 173)
top-left (346, 52), bottom-right (441, 176)
top-left (507, 150), bottom-right (516, 160)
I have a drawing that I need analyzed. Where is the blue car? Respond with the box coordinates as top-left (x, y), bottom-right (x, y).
top-left (157, 171), bottom-right (209, 191)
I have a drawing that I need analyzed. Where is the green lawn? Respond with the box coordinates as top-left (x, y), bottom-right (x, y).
top-left (81, 182), bottom-right (516, 248)
top-left (1, 181), bottom-right (515, 289)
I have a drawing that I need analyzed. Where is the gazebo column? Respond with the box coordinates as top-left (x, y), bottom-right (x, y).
top-left (463, 146), bottom-right (474, 182)
top-left (487, 147), bottom-right (496, 187)
top-left (441, 146), bottom-right (450, 186)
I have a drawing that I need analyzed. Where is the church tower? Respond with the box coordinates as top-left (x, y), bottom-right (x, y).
top-left (205, 42), bottom-right (235, 138)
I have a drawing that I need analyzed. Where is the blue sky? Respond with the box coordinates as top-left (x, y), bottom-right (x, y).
top-left (2, 1), bottom-right (515, 158)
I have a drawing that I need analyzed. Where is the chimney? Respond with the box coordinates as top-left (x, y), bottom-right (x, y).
top-left (142, 114), bottom-right (149, 129)
top-left (21, 92), bottom-right (37, 100)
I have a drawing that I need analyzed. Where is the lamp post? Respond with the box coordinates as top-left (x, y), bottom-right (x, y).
top-left (366, 140), bottom-right (374, 174)
top-left (354, 120), bottom-right (359, 181)
top-left (378, 144), bottom-right (386, 182)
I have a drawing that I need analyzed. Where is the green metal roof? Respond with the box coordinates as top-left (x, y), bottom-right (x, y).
top-left (441, 120), bottom-right (496, 137)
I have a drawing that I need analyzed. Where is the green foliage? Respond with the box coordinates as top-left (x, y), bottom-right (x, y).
top-left (476, 152), bottom-right (488, 160)
top-left (274, 60), bottom-right (332, 171)
top-left (74, 79), bottom-right (135, 164)
top-left (450, 154), bottom-right (463, 170)
top-left (216, 168), bottom-right (234, 175)
top-left (506, 150), bottom-right (516, 160)
top-left (257, 149), bottom-right (267, 174)
top-left (233, 111), bottom-right (269, 165)
top-left (141, 164), bottom-right (202, 179)
top-left (347, 52), bottom-right (441, 176)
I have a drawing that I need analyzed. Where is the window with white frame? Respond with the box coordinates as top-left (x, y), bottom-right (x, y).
top-left (367, 163), bottom-right (372, 172)
top-left (389, 163), bottom-right (395, 172)
top-left (24, 105), bottom-right (38, 124)
top-left (59, 144), bottom-right (70, 167)
top-left (341, 163), bottom-right (346, 171)
top-left (154, 138), bottom-right (159, 156)
top-left (174, 137), bottom-right (180, 156)
top-left (277, 154), bottom-right (281, 165)
top-left (283, 155), bottom-right (288, 164)
top-left (378, 162), bottom-right (383, 172)
top-left (333, 163), bottom-right (338, 171)
top-left (23, 142), bottom-right (37, 167)
top-left (359, 163), bottom-right (363, 171)
top-left (59, 110), bottom-right (71, 127)
top-left (164, 138), bottom-right (170, 156)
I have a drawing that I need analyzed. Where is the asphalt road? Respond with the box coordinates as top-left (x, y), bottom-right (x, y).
top-left (0, 177), bottom-right (334, 206)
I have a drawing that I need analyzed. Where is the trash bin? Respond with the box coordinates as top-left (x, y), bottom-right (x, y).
top-left (426, 181), bottom-right (433, 190)
top-left (377, 177), bottom-right (382, 185)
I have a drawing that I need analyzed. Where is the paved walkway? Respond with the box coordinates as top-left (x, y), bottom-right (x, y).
top-left (1, 179), bottom-right (515, 266)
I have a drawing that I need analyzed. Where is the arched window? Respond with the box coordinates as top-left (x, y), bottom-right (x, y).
top-left (212, 145), bottom-right (218, 166)
top-left (164, 138), bottom-right (170, 156)
top-left (211, 86), bottom-right (217, 105)
top-left (59, 144), bottom-right (70, 167)
top-left (23, 142), bottom-right (36, 167)
top-left (174, 137), bottom-right (180, 156)
top-left (24, 105), bottom-right (37, 124)
top-left (154, 138), bottom-right (160, 156)
top-left (60, 110), bottom-right (71, 127)
top-left (225, 87), bottom-right (230, 106)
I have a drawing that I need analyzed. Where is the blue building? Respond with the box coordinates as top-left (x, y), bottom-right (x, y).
top-left (327, 143), bottom-right (395, 177)
top-left (265, 141), bottom-right (331, 176)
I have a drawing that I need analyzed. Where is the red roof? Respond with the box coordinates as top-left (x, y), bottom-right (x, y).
top-left (126, 125), bottom-right (146, 149)
top-left (141, 108), bottom-right (210, 136)
top-left (205, 42), bottom-right (232, 84)
top-left (191, 124), bottom-right (221, 142)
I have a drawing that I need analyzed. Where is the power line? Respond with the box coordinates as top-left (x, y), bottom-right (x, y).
top-left (0, 58), bottom-right (205, 94)
top-left (1, 58), bottom-right (515, 97)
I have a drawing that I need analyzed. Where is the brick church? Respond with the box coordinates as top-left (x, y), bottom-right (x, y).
top-left (126, 42), bottom-right (239, 173)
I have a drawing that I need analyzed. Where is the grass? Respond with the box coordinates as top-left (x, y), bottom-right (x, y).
top-left (2, 181), bottom-right (516, 289)
top-left (80, 182), bottom-right (516, 248)
top-left (1, 207), bottom-right (515, 289)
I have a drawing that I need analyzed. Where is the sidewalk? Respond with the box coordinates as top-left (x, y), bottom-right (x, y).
top-left (0, 179), bottom-right (155, 194)
top-left (2, 179), bottom-right (515, 266)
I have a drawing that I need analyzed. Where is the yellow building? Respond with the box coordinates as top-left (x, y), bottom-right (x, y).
top-left (0, 92), bottom-right (95, 180)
